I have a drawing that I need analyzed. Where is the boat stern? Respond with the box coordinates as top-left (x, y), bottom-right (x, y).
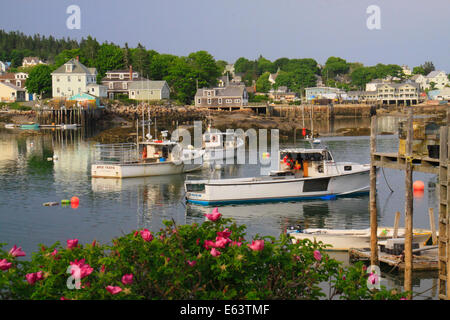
top-left (91, 164), bottom-right (123, 178)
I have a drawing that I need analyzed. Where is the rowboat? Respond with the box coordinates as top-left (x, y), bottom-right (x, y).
top-left (20, 123), bottom-right (39, 130)
top-left (61, 124), bottom-right (78, 129)
top-left (4, 124), bottom-right (16, 129)
top-left (185, 147), bottom-right (370, 205)
top-left (287, 227), bottom-right (432, 251)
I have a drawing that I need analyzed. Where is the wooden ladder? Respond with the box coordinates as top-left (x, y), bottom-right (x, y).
top-left (438, 122), bottom-right (450, 300)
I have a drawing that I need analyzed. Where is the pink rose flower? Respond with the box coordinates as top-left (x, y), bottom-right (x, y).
top-left (106, 285), bottom-right (122, 295)
top-left (67, 239), bottom-right (78, 250)
top-left (231, 241), bottom-right (242, 247)
top-left (60, 296), bottom-right (70, 300)
top-left (133, 230), bottom-right (139, 237)
top-left (100, 265), bottom-right (106, 273)
top-left (26, 273), bottom-right (38, 285)
top-left (204, 207), bottom-right (222, 222)
top-left (0, 259), bottom-right (12, 271)
top-left (214, 236), bottom-right (231, 249)
top-left (204, 240), bottom-right (216, 249)
top-left (70, 259), bottom-right (93, 279)
top-left (121, 274), bottom-right (133, 285)
top-left (217, 228), bottom-right (231, 238)
top-left (210, 248), bottom-right (221, 257)
top-left (248, 240), bottom-right (264, 251)
top-left (9, 245), bottom-right (26, 257)
top-left (187, 260), bottom-right (196, 267)
top-left (140, 229), bottom-right (154, 242)
top-left (313, 250), bottom-right (322, 262)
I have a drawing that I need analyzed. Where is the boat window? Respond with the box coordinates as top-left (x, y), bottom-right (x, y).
top-left (186, 183), bottom-right (205, 192)
top-left (344, 165), bottom-right (352, 171)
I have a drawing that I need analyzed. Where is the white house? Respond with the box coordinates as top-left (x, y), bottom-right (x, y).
top-left (411, 74), bottom-right (427, 90)
top-left (86, 83), bottom-right (107, 98)
top-left (22, 57), bottom-right (45, 67)
top-left (51, 58), bottom-right (97, 98)
top-left (402, 65), bottom-right (412, 76)
top-left (426, 71), bottom-right (449, 90)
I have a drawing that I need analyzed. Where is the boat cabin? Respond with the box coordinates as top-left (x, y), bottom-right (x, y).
top-left (203, 132), bottom-right (238, 149)
top-left (273, 148), bottom-right (336, 178)
top-left (140, 140), bottom-right (180, 163)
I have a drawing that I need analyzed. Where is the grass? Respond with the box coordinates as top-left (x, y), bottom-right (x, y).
top-left (0, 102), bottom-right (32, 111)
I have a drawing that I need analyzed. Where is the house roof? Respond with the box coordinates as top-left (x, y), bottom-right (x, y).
top-left (51, 59), bottom-right (97, 75)
top-left (427, 70), bottom-right (445, 78)
top-left (23, 56), bottom-right (40, 63)
top-left (128, 80), bottom-right (168, 90)
top-left (376, 82), bottom-right (420, 89)
top-left (195, 85), bottom-right (246, 97)
top-left (0, 82), bottom-right (25, 91)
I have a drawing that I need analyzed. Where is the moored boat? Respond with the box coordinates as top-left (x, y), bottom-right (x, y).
top-left (185, 147), bottom-right (371, 205)
top-left (287, 227), bottom-right (432, 251)
top-left (20, 123), bottom-right (40, 130)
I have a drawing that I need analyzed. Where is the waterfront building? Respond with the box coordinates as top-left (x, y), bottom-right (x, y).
top-left (194, 84), bottom-right (248, 109)
top-left (0, 72), bottom-right (36, 101)
top-left (51, 58), bottom-right (97, 98)
top-left (425, 71), bottom-right (449, 90)
top-left (86, 83), bottom-right (108, 98)
top-left (376, 82), bottom-right (420, 105)
top-left (428, 88), bottom-right (450, 101)
top-left (0, 82), bottom-right (26, 102)
top-left (268, 86), bottom-right (298, 102)
top-left (305, 86), bottom-right (345, 101)
top-left (128, 80), bottom-right (170, 101)
top-left (101, 66), bottom-right (146, 99)
top-left (68, 92), bottom-right (101, 107)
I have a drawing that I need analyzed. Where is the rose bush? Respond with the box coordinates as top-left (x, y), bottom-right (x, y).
top-left (0, 209), bottom-right (406, 300)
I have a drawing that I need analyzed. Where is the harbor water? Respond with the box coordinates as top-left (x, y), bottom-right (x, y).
top-left (0, 117), bottom-right (440, 299)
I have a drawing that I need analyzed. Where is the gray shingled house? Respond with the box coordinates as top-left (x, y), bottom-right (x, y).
top-left (194, 85), bottom-right (248, 108)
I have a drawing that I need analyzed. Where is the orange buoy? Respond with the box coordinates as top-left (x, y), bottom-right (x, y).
top-left (413, 180), bottom-right (425, 191)
top-left (71, 196), bottom-right (80, 205)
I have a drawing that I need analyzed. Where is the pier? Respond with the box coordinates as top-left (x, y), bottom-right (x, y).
top-left (351, 107), bottom-right (450, 300)
top-left (35, 108), bottom-right (104, 127)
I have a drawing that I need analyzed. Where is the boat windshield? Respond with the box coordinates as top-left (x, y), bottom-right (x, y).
top-left (280, 151), bottom-right (332, 162)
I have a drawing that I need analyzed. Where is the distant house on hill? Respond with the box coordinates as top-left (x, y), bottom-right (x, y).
top-left (194, 85), bottom-right (248, 108)
top-left (51, 58), bottom-right (97, 98)
top-left (0, 61), bottom-right (10, 73)
top-left (22, 57), bottom-right (45, 67)
top-left (268, 86), bottom-right (298, 102)
top-left (0, 72), bottom-right (35, 101)
top-left (425, 71), bottom-right (449, 89)
top-left (128, 80), bottom-right (170, 101)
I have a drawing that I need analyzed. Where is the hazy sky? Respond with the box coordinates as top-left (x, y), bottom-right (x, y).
top-left (1, 0), bottom-right (449, 71)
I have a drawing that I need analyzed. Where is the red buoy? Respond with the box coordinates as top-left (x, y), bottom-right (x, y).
top-left (413, 180), bottom-right (424, 191)
top-left (71, 196), bottom-right (80, 205)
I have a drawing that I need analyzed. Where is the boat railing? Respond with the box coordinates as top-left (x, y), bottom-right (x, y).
top-left (93, 143), bottom-right (139, 164)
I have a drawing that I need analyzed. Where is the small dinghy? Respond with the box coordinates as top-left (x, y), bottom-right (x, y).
top-left (5, 124), bottom-right (16, 129)
top-left (287, 226), bottom-right (432, 251)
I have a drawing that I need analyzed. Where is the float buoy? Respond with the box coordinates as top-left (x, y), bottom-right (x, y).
top-left (413, 180), bottom-right (424, 191)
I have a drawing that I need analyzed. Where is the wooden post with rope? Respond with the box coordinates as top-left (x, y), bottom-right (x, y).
top-left (404, 107), bottom-right (413, 298)
top-left (370, 115), bottom-right (378, 266)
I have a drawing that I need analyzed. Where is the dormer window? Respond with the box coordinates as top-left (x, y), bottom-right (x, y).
top-left (119, 73), bottom-right (124, 80)
top-left (122, 82), bottom-right (127, 89)
top-left (66, 63), bottom-right (74, 72)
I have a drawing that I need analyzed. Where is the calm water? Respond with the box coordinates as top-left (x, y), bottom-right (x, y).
top-left (0, 117), bottom-right (440, 299)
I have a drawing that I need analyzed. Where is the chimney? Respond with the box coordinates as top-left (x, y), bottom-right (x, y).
top-left (129, 65), bottom-right (133, 80)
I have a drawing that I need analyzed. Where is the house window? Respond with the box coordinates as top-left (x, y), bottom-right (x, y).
top-left (16, 81), bottom-right (21, 87)
top-left (197, 98), bottom-right (201, 104)
top-left (109, 82), bottom-right (114, 89)
top-left (234, 99), bottom-right (240, 103)
top-left (131, 91), bottom-right (135, 96)
top-left (226, 99), bottom-right (232, 103)
top-left (78, 76), bottom-right (81, 82)
top-left (207, 98), bottom-right (211, 104)
top-left (218, 98), bottom-right (222, 104)
top-left (119, 74), bottom-right (124, 80)
top-left (57, 87), bottom-right (60, 93)
top-left (67, 76), bottom-right (71, 82)
top-left (57, 77), bottom-right (60, 82)
top-left (207, 91), bottom-right (211, 96)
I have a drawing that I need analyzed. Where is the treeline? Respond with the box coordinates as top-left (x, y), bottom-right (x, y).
top-left (0, 29), bottom-right (440, 103)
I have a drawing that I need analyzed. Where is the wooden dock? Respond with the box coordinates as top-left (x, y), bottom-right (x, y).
top-left (349, 247), bottom-right (439, 272)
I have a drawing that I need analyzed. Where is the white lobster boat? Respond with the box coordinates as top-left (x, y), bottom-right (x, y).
top-left (202, 130), bottom-right (244, 162)
top-left (91, 140), bottom-right (204, 178)
top-left (185, 147), bottom-right (370, 205)
top-left (287, 227), bottom-right (432, 251)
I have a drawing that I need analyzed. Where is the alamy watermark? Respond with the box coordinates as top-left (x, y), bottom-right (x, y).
top-left (366, 5), bottom-right (381, 30)
top-left (66, 5), bottom-right (81, 30)
top-left (366, 265), bottom-right (382, 290)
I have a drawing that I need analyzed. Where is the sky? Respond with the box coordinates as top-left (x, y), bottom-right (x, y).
top-left (0, 0), bottom-right (449, 72)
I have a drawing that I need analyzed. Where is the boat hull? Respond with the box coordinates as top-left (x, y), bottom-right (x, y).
top-left (91, 161), bottom-right (202, 178)
top-left (289, 227), bottom-right (432, 251)
top-left (186, 169), bottom-right (370, 205)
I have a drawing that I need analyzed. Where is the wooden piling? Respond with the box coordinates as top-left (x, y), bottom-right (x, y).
top-left (393, 211), bottom-right (401, 239)
top-left (438, 123), bottom-right (448, 299)
top-left (404, 108), bottom-right (413, 298)
top-left (429, 208), bottom-right (437, 245)
top-left (370, 115), bottom-right (378, 266)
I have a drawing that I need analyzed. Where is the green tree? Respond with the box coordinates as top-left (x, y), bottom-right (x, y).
top-left (273, 57), bottom-right (290, 72)
top-left (25, 64), bottom-right (52, 97)
top-left (421, 61), bottom-right (435, 75)
top-left (95, 43), bottom-right (125, 80)
top-left (54, 49), bottom-right (85, 68)
top-left (412, 66), bottom-right (426, 75)
top-left (164, 57), bottom-right (200, 104)
top-left (234, 57), bottom-right (255, 74)
top-left (255, 72), bottom-right (271, 93)
top-left (130, 43), bottom-right (150, 77)
top-left (187, 50), bottom-right (221, 87)
top-left (350, 67), bottom-right (375, 89)
top-left (322, 57), bottom-right (349, 82)
top-left (149, 53), bottom-right (178, 80)
top-left (80, 36), bottom-right (99, 67)
top-left (257, 56), bottom-right (275, 75)
top-left (215, 60), bottom-right (228, 74)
